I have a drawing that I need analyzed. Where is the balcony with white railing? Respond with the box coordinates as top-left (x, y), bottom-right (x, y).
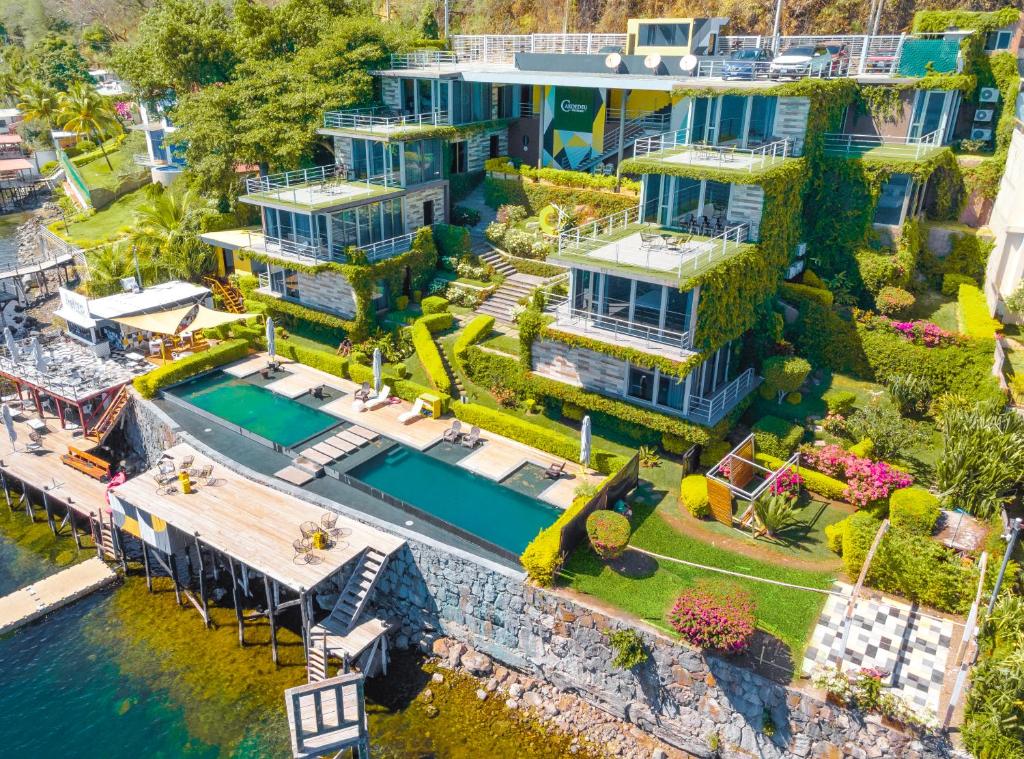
top-left (822, 130), bottom-right (944, 161)
top-left (686, 368), bottom-right (760, 426)
top-left (227, 228), bottom-right (415, 268)
top-left (133, 153), bottom-right (167, 168)
top-left (544, 293), bottom-right (694, 361)
top-left (632, 129), bottom-right (794, 175)
top-left (552, 206), bottom-right (754, 284)
top-left (321, 107), bottom-right (452, 137)
top-left (241, 165), bottom-right (403, 210)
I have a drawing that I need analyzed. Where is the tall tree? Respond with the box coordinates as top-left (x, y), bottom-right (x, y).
top-left (25, 32), bottom-right (91, 90)
top-left (15, 81), bottom-right (59, 133)
top-left (58, 81), bottom-right (121, 169)
top-left (130, 183), bottom-right (218, 280)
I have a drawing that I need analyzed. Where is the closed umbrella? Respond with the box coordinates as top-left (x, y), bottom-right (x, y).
top-left (580, 414), bottom-right (592, 470)
top-left (31, 337), bottom-right (46, 374)
top-left (372, 347), bottom-right (382, 394)
top-left (265, 317), bottom-right (276, 364)
top-left (2, 404), bottom-right (15, 448)
top-left (4, 327), bottom-right (18, 361)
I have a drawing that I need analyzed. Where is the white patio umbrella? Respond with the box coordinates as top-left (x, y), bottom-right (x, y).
top-left (2, 403), bottom-right (16, 448)
top-left (265, 317), bottom-right (276, 364)
top-left (580, 414), bottom-right (592, 470)
top-left (4, 327), bottom-right (18, 361)
top-left (30, 337), bottom-right (46, 374)
top-left (372, 347), bottom-right (382, 394)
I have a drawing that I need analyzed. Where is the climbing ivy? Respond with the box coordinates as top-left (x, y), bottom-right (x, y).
top-left (964, 52), bottom-right (1020, 200)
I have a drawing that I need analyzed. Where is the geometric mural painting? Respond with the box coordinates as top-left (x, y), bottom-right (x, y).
top-left (543, 85), bottom-right (606, 170)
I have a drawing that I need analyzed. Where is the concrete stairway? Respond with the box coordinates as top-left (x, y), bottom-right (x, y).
top-left (476, 274), bottom-right (539, 322)
top-left (478, 249), bottom-right (515, 277)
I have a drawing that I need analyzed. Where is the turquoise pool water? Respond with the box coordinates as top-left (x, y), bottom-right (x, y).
top-left (347, 446), bottom-right (561, 553)
top-left (168, 372), bottom-right (337, 447)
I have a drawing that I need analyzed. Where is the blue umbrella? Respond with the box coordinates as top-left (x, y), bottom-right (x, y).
top-left (580, 414), bottom-right (592, 469)
top-left (2, 404), bottom-right (15, 448)
top-left (265, 317), bottom-right (276, 363)
top-left (372, 347), bottom-right (382, 394)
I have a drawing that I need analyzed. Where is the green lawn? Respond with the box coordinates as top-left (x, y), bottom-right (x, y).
top-left (562, 496), bottom-right (834, 671)
top-left (908, 290), bottom-right (959, 333)
top-left (748, 370), bottom-right (885, 423)
top-left (54, 186), bottom-right (149, 247)
top-left (479, 327), bottom-right (520, 355)
top-left (76, 134), bottom-right (146, 191)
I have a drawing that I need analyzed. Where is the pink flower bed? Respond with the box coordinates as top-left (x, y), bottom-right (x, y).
top-left (856, 312), bottom-right (958, 348)
top-left (667, 583), bottom-right (756, 653)
top-left (800, 444), bottom-right (912, 507)
top-left (769, 468), bottom-right (804, 497)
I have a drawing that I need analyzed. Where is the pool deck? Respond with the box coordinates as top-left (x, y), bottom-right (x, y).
top-left (230, 355), bottom-right (605, 509)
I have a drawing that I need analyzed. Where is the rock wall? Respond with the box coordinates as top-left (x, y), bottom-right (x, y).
top-left (370, 540), bottom-right (961, 759)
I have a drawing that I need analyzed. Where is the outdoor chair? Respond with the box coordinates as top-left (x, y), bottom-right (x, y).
top-left (300, 521), bottom-right (319, 539)
top-left (363, 385), bottom-right (391, 411)
top-left (460, 426), bottom-right (481, 449)
top-left (398, 398), bottom-right (425, 424)
top-left (312, 385), bottom-right (327, 400)
top-left (354, 382), bottom-right (371, 401)
top-left (179, 455), bottom-right (194, 470)
top-left (639, 232), bottom-right (665, 251)
top-left (293, 537), bottom-right (313, 565)
top-left (443, 420), bottom-right (462, 443)
top-left (320, 512), bottom-right (339, 536)
top-left (25, 431), bottom-right (42, 452)
top-left (544, 461), bottom-right (566, 479)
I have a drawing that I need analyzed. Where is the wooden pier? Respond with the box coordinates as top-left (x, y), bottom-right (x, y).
top-left (0, 557), bottom-right (117, 634)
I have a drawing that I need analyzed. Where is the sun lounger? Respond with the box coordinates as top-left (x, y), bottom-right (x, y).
top-left (443, 420), bottom-right (462, 443)
top-left (398, 398), bottom-right (425, 424)
top-left (312, 442), bottom-right (346, 460)
top-left (325, 434), bottom-right (359, 452)
top-left (347, 425), bottom-right (379, 441)
top-left (544, 461), bottom-right (566, 479)
top-left (299, 448), bottom-right (334, 466)
top-left (460, 425), bottom-right (481, 448)
top-left (363, 385), bottom-right (391, 411)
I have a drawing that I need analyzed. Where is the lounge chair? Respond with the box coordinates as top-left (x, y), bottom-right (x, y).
top-left (363, 385), bottom-right (391, 411)
top-left (354, 382), bottom-right (371, 401)
top-left (443, 420), bottom-right (462, 443)
top-left (639, 232), bottom-right (666, 251)
top-left (312, 385), bottom-right (327, 400)
top-left (544, 461), bottom-right (566, 479)
top-left (460, 426), bottom-right (481, 448)
top-left (25, 431), bottom-right (42, 452)
top-left (398, 398), bottom-right (425, 424)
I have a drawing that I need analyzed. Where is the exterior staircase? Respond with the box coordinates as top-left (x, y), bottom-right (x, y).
top-left (96, 513), bottom-right (117, 561)
top-left (307, 631), bottom-right (329, 683)
top-left (477, 273), bottom-right (544, 322)
top-left (204, 277), bottom-right (246, 314)
top-left (478, 249), bottom-right (515, 277)
top-left (85, 386), bottom-right (130, 444)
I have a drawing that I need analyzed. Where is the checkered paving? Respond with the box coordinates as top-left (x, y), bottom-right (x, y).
top-left (802, 583), bottom-right (954, 715)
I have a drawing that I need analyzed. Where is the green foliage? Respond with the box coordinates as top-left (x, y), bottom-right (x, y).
top-left (661, 432), bottom-right (692, 455)
top-left (884, 373), bottom-right (931, 417)
top-left (451, 314), bottom-right (495, 372)
top-left (757, 452), bottom-right (847, 501)
top-left (485, 156), bottom-right (641, 194)
top-left (780, 280), bottom-right (833, 307)
top-left (822, 389), bottom-right (857, 416)
top-left (753, 493), bottom-right (800, 537)
top-left (847, 438), bottom-right (874, 458)
top-left (515, 307), bottom-right (545, 371)
top-left (133, 339), bottom-right (249, 398)
top-left (824, 521), bottom-right (844, 554)
top-left (946, 232), bottom-right (994, 283)
top-left (680, 475), bottom-right (710, 518)
top-left (585, 510), bottom-right (631, 559)
top-left (420, 295), bottom-right (449, 315)
top-left (432, 223), bottom-right (470, 258)
top-left (845, 400), bottom-right (925, 460)
top-left (274, 337), bottom-right (347, 377)
top-left (26, 32), bottom-right (90, 90)
top-left (410, 318), bottom-right (450, 395)
top-left (869, 530), bottom-right (977, 613)
top-left (606, 628), bottom-right (649, 670)
top-left (751, 415), bottom-right (803, 458)
top-left (889, 487), bottom-right (941, 535)
top-left (912, 8), bottom-right (1021, 34)
top-left (247, 290), bottom-right (356, 343)
top-left (761, 355), bottom-right (811, 402)
top-left (418, 312), bottom-right (454, 333)
top-left (839, 510), bottom-right (881, 576)
top-left (942, 272), bottom-right (975, 296)
top-left (875, 286), bottom-right (915, 317)
top-left (539, 325), bottom-right (700, 380)
top-left (484, 176), bottom-right (637, 220)
top-left (958, 283), bottom-right (1001, 339)
top-left (699, 440), bottom-right (732, 468)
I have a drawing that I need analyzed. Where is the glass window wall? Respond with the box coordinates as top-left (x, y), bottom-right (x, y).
top-left (404, 139), bottom-right (442, 185)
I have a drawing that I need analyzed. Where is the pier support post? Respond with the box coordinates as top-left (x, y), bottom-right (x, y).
top-left (112, 519), bottom-right (128, 573)
top-left (265, 576), bottom-right (279, 665)
top-left (42, 490), bottom-right (55, 535)
top-left (193, 533), bottom-right (210, 628)
top-left (1, 468), bottom-right (12, 511)
top-left (299, 589), bottom-right (309, 664)
top-left (89, 511), bottom-right (102, 559)
top-left (141, 541), bottom-right (152, 592)
top-left (168, 553), bottom-right (183, 607)
top-left (228, 557), bottom-right (244, 646)
top-left (68, 507), bottom-right (81, 552)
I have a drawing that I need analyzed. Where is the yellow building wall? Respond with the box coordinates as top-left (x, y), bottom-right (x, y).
top-left (234, 253), bottom-right (252, 274)
top-left (607, 90), bottom-right (675, 114)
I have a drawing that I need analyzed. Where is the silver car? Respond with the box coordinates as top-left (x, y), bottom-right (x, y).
top-left (769, 45), bottom-right (834, 79)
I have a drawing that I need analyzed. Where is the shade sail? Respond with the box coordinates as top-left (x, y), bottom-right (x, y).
top-left (112, 304), bottom-right (256, 335)
top-left (0, 158), bottom-right (32, 172)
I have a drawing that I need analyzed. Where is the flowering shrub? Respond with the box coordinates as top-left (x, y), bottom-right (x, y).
top-left (811, 665), bottom-right (936, 730)
top-left (585, 510), bottom-right (631, 559)
top-left (800, 444), bottom-right (912, 507)
top-left (769, 468), bottom-right (804, 497)
top-left (821, 412), bottom-right (847, 435)
top-left (667, 582), bottom-right (756, 653)
top-left (856, 311), bottom-right (958, 348)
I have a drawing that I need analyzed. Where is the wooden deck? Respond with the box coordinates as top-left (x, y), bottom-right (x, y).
top-left (0, 557), bottom-right (117, 634)
top-left (113, 443), bottom-right (404, 591)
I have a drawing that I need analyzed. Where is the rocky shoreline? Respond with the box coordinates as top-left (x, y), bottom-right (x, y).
top-left (429, 637), bottom-right (690, 759)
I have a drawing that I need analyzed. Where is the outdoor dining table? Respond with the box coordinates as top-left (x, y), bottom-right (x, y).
top-left (26, 418), bottom-right (47, 432)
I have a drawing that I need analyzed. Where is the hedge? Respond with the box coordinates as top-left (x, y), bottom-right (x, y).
top-left (521, 488), bottom-right (600, 585)
top-left (433, 223), bottom-right (471, 258)
top-left (410, 318), bottom-right (451, 395)
top-left (957, 283), bottom-right (1001, 340)
top-left (133, 339), bottom-right (250, 398)
top-left (539, 326), bottom-right (701, 379)
top-left (418, 312), bottom-right (454, 333)
top-left (421, 296), bottom-right (449, 315)
top-left (274, 337), bottom-right (347, 377)
top-left (780, 281), bottom-right (834, 308)
top-left (756, 452), bottom-right (847, 501)
top-left (941, 272), bottom-right (975, 296)
top-left (889, 486), bottom-right (941, 535)
top-left (248, 289), bottom-right (357, 342)
top-left (822, 389), bottom-right (856, 415)
top-left (680, 475), bottom-right (710, 518)
top-left (485, 156), bottom-right (641, 194)
top-left (346, 359), bottom-right (450, 413)
top-left (452, 315), bottom-right (495, 373)
top-left (752, 415), bottom-right (804, 458)
top-left (451, 401), bottom-right (627, 475)
top-left (506, 255), bottom-right (566, 279)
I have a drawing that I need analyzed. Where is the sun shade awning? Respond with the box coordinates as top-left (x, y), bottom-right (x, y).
top-left (111, 305), bottom-right (257, 335)
top-left (0, 158), bottom-right (32, 172)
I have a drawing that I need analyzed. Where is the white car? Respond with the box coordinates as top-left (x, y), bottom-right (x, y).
top-left (769, 46), bottom-right (834, 79)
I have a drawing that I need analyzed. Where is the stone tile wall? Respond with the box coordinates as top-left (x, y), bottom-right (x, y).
top-left (531, 338), bottom-right (626, 394)
top-left (296, 270), bottom-right (358, 318)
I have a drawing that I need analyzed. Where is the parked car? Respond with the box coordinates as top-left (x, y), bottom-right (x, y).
top-left (769, 46), bottom-right (833, 79)
top-left (722, 48), bottom-right (773, 80)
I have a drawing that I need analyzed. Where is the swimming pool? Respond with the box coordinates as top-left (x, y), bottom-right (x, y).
top-left (346, 445), bottom-right (561, 554)
top-left (167, 372), bottom-right (338, 448)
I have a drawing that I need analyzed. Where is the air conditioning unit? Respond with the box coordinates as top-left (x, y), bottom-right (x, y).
top-left (971, 127), bottom-right (993, 141)
top-left (974, 108), bottom-right (995, 123)
top-left (979, 87), bottom-right (1000, 103)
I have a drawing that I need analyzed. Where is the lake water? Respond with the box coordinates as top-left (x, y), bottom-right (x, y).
top-left (0, 511), bottom-right (587, 758)
top-left (0, 210), bottom-right (31, 271)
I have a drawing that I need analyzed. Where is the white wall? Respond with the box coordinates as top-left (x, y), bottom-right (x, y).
top-left (985, 126), bottom-right (1024, 321)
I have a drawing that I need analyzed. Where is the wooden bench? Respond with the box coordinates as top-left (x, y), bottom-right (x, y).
top-left (61, 446), bottom-right (111, 482)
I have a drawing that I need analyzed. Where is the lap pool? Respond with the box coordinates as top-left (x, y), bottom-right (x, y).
top-left (346, 446), bottom-right (561, 554)
top-left (166, 372), bottom-right (338, 448)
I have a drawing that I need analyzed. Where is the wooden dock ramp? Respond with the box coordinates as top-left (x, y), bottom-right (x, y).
top-left (0, 557), bottom-right (117, 634)
top-left (285, 672), bottom-right (370, 759)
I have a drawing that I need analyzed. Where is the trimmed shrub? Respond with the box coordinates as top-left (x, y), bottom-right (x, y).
top-left (941, 272), bottom-right (975, 296)
top-left (822, 389), bottom-right (857, 415)
top-left (561, 401), bottom-right (585, 422)
top-left (586, 510), bottom-right (631, 559)
top-left (889, 486), bottom-right (941, 535)
top-left (762, 355), bottom-right (811, 402)
top-left (680, 475), bottom-right (710, 518)
top-left (780, 281), bottom-right (834, 307)
top-left (410, 319), bottom-right (451, 394)
top-left (825, 522), bottom-right (844, 554)
top-left (802, 269), bottom-right (827, 289)
top-left (395, 295), bottom-right (409, 312)
top-left (847, 438), bottom-right (874, 458)
top-left (275, 338), bottom-right (347, 377)
top-left (133, 340), bottom-right (250, 398)
top-left (662, 432), bottom-right (691, 455)
top-left (958, 283), bottom-right (1001, 339)
top-left (421, 295), bottom-right (449, 315)
top-left (418, 311), bottom-right (454, 333)
top-left (875, 286), bottom-right (915, 317)
top-left (840, 510), bottom-right (881, 576)
top-left (869, 531), bottom-right (977, 613)
top-left (752, 415), bottom-right (804, 458)
top-left (451, 314), bottom-right (494, 373)
top-left (755, 452), bottom-right (847, 501)
top-left (786, 391), bottom-right (802, 405)
top-left (699, 440), bottom-right (732, 468)
top-left (432, 223), bottom-right (470, 258)
top-left (667, 582), bottom-right (756, 653)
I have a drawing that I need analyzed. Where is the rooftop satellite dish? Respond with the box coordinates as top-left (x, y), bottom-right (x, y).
top-left (604, 52), bottom-right (622, 70)
top-left (680, 54), bottom-right (698, 73)
top-left (644, 53), bottom-right (663, 71)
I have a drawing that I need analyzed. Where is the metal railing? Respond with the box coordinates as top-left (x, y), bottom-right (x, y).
top-left (557, 206), bottom-right (643, 256)
top-left (451, 33), bottom-right (627, 65)
top-left (822, 129), bottom-right (941, 159)
top-left (132, 153), bottom-right (167, 168)
top-left (257, 271), bottom-right (274, 292)
top-left (243, 165), bottom-right (399, 202)
top-left (544, 293), bottom-right (692, 353)
top-left (388, 51), bottom-right (459, 69)
top-left (634, 129), bottom-right (791, 170)
top-left (357, 231), bottom-right (416, 263)
top-left (687, 368), bottom-right (758, 426)
top-left (323, 107), bottom-right (451, 131)
top-left (246, 229), bottom-right (414, 266)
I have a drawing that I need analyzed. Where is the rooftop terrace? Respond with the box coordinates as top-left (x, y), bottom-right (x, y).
top-left (241, 165), bottom-right (403, 211)
top-left (320, 107), bottom-right (453, 139)
top-left (632, 130), bottom-right (795, 176)
top-left (822, 130), bottom-right (947, 161)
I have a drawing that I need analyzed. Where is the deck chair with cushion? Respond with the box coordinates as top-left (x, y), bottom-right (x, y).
top-left (460, 426), bottom-right (481, 449)
top-left (363, 385), bottom-right (391, 411)
top-left (398, 398), bottom-right (425, 424)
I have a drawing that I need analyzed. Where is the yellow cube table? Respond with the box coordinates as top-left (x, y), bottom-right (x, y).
top-left (419, 393), bottom-right (442, 419)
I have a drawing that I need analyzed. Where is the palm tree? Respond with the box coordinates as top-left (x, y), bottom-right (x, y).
top-left (57, 81), bottom-right (121, 170)
top-left (131, 184), bottom-right (216, 281)
top-left (85, 243), bottom-right (138, 297)
top-left (16, 82), bottom-right (60, 134)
